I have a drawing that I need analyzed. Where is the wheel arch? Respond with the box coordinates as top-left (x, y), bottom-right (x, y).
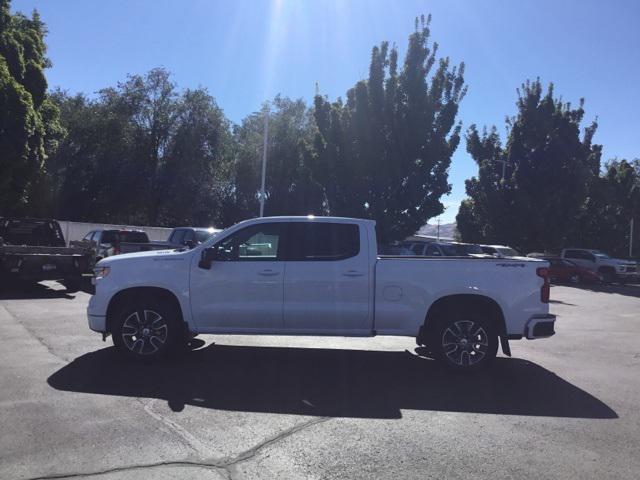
top-left (419, 294), bottom-right (507, 344)
top-left (106, 286), bottom-right (184, 334)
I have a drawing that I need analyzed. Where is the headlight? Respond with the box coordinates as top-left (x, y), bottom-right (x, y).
top-left (93, 266), bottom-right (111, 279)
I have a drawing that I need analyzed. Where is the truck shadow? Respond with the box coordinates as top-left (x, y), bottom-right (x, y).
top-left (0, 282), bottom-right (76, 300)
top-left (47, 344), bottom-right (617, 420)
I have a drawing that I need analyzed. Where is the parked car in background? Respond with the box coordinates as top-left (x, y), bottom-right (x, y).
top-left (560, 248), bottom-right (638, 283)
top-left (88, 216), bottom-right (555, 371)
top-left (73, 229), bottom-right (153, 266)
top-left (544, 257), bottom-right (602, 284)
top-left (152, 227), bottom-right (220, 250)
top-left (378, 244), bottom-right (414, 256)
top-left (480, 244), bottom-right (521, 258)
top-left (0, 218), bottom-right (91, 292)
top-left (403, 240), bottom-right (484, 257)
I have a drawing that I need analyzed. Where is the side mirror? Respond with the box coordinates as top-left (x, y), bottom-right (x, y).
top-left (198, 247), bottom-right (218, 269)
top-left (183, 239), bottom-right (195, 249)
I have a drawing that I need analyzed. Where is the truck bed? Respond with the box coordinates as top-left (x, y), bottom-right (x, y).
top-left (374, 255), bottom-right (546, 337)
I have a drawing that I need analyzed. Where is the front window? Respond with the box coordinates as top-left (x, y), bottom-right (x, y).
top-left (215, 223), bottom-right (284, 261)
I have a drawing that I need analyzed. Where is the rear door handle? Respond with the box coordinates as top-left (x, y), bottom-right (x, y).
top-left (258, 269), bottom-right (280, 276)
top-left (343, 270), bottom-right (365, 277)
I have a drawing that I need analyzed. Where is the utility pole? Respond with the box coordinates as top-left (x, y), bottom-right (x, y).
top-left (630, 218), bottom-right (634, 258)
top-left (258, 104), bottom-right (269, 217)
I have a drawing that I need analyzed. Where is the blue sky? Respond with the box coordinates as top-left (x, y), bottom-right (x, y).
top-left (12, 0), bottom-right (640, 223)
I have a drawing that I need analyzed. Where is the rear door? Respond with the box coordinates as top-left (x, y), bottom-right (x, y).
top-left (282, 221), bottom-right (371, 334)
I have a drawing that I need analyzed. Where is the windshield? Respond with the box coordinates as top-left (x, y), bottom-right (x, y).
top-left (438, 243), bottom-right (463, 256)
top-left (496, 247), bottom-right (520, 257)
top-left (195, 230), bottom-right (217, 243)
top-left (459, 244), bottom-right (483, 254)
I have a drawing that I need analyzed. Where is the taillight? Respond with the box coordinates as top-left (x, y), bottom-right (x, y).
top-left (537, 267), bottom-right (550, 303)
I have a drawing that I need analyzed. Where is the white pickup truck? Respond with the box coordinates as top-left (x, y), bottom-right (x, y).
top-left (88, 216), bottom-right (555, 371)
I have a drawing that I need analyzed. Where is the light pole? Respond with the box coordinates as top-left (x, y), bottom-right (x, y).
top-left (630, 218), bottom-right (634, 258)
top-left (258, 103), bottom-right (269, 217)
top-left (492, 158), bottom-right (508, 181)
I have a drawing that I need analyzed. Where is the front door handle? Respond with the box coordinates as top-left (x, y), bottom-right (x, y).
top-left (258, 269), bottom-right (280, 276)
top-left (343, 270), bottom-right (365, 277)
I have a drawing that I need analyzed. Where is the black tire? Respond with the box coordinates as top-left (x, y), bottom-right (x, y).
top-left (112, 299), bottom-right (183, 361)
top-left (599, 268), bottom-right (616, 284)
top-left (433, 314), bottom-right (498, 372)
top-left (568, 273), bottom-right (581, 285)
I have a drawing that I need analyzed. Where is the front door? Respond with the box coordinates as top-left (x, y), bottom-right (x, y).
top-left (283, 221), bottom-right (371, 334)
top-left (190, 222), bottom-right (286, 332)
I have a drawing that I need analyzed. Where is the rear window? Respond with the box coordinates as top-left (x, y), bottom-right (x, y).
top-left (119, 231), bottom-right (149, 243)
top-left (288, 223), bottom-right (359, 261)
top-left (101, 231), bottom-right (148, 244)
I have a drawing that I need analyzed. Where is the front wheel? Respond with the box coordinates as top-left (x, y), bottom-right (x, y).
top-left (434, 316), bottom-right (498, 371)
top-left (112, 300), bottom-right (182, 360)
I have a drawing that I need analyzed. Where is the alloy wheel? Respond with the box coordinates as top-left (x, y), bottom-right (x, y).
top-left (121, 309), bottom-right (168, 355)
top-left (442, 320), bottom-right (489, 367)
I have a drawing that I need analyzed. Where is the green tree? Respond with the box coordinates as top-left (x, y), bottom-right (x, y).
top-left (573, 159), bottom-right (640, 257)
top-left (0, 0), bottom-right (63, 215)
top-left (157, 88), bottom-right (233, 226)
top-left (457, 80), bottom-right (601, 252)
top-left (49, 69), bottom-right (232, 226)
top-left (314, 15), bottom-right (466, 242)
top-left (224, 95), bottom-right (324, 225)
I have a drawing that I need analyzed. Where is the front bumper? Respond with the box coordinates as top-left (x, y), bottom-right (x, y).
top-left (88, 314), bottom-right (107, 332)
top-left (87, 292), bottom-right (107, 332)
top-left (616, 270), bottom-right (638, 279)
top-left (525, 314), bottom-right (556, 339)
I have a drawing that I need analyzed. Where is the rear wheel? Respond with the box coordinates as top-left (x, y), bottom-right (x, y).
top-left (112, 299), bottom-right (182, 360)
top-left (433, 315), bottom-right (498, 371)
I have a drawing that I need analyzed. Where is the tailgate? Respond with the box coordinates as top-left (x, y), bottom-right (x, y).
top-left (1, 249), bottom-right (92, 280)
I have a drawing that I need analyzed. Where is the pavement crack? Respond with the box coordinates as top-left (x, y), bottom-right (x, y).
top-left (135, 398), bottom-right (216, 458)
top-left (24, 459), bottom-right (228, 479)
top-left (23, 418), bottom-right (332, 479)
top-left (0, 304), bottom-right (69, 364)
top-left (223, 416), bottom-right (332, 473)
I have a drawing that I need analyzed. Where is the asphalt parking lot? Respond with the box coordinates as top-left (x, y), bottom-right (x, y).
top-left (1, 282), bottom-right (639, 480)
